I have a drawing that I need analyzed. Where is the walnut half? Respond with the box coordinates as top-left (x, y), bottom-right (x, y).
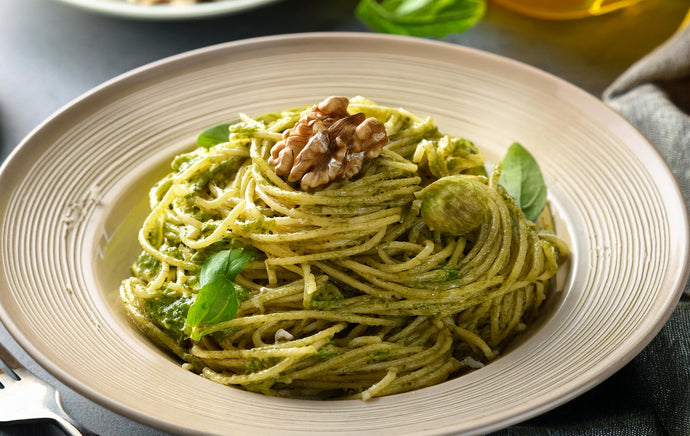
top-left (268, 96), bottom-right (388, 190)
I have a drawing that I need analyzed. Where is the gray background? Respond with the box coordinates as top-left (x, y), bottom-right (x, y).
top-left (0, 0), bottom-right (688, 434)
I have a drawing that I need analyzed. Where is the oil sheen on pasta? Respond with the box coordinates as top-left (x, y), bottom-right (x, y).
top-left (120, 96), bottom-right (567, 400)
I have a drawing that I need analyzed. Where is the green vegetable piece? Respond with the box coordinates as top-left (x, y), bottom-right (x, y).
top-left (309, 281), bottom-right (344, 310)
top-left (314, 343), bottom-right (342, 361)
top-left (498, 143), bottom-right (547, 222)
top-left (197, 123), bottom-right (230, 148)
top-left (416, 175), bottom-right (488, 235)
top-left (186, 248), bottom-right (254, 341)
top-left (355, 0), bottom-right (486, 38)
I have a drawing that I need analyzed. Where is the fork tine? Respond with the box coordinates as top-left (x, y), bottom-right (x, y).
top-left (0, 341), bottom-right (22, 374)
top-left (0, 341), bottom-right (23, 389)
top-left (48, 391), bottom-right (86, 436)
top-left (0, 342), bottom-right (86, 435)
top-left (0, 370), bottom-right (15, 388)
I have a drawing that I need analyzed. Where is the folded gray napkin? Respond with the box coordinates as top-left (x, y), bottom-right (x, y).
top-left (603, 24), bottom-right (690, 236)
top-left (495, 22), bottom-right (690, 436)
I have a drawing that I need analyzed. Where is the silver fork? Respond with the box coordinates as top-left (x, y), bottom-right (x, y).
top-left (0, 341), bottom-right (84, 435)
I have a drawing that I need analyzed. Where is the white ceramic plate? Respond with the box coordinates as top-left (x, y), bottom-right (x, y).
top-left (0, 33), bottom-right (687, 435)
top-left (51, 0), bottom-right (282, 20)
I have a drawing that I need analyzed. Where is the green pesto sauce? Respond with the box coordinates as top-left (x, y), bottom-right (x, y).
top-left (442, 268), bottom-right (460, 282)
top-left (368, 349), bottom-right (390, 362)
top-left (314, 342), bottom-right (342, 362)
top-left (136, 252), bottom-right (160, 278)
top-left (142, 294), bottom-right (194, 339)
top-left (245, 357), bottom-right (281, 374)
top-left (239, 217), bottom-right (276, 234)
top-left (309, 282), bottom-right (344, 310)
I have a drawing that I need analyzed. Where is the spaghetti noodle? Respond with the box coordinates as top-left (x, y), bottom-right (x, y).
top-left (120, 96), bottom-right (567, 399)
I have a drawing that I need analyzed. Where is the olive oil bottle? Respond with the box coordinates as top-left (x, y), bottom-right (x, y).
top-left (491, 0), bottom-right (644, 19)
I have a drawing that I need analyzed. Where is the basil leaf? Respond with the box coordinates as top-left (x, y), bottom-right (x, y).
top-left (498, 143), bottom-right (547, 222)
top-left (355, 0), bottom-right (486, 38)
top-left (186, 248), bottom-right (253, 340)
top-left (197, 123), bottom-right (230, 148)
top-left (187, 281), bottom-right (239, 335)
top-left (199, 248), bottom-right (254, 287)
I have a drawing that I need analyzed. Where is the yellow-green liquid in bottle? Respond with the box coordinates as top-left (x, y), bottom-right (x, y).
top-left (491, 0), bottom-right (645, 19)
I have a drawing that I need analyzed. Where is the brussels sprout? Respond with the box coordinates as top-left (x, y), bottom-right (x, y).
top-left (416, 176), bottom-right (488, 235)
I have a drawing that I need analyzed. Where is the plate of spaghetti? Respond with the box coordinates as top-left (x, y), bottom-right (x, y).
top-left (51, 0), bottom-right (283, 20)
top-left (0, 33), bottom-right (687, 435)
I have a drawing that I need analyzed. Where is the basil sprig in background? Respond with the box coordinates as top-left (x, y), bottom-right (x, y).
top-left (356, 0), bottom-right (486, 38)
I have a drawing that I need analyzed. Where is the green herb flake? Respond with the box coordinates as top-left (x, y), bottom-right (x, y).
top-left (498, 143), bottom-right (547, 222)
top-left (161, 245), bottom-right (180, 258)
top-left (355, 0), bottom-right (486, 38)
top-left (309, 282), bottom-right (344, 310)
top-left (315, 343), bottom-right (342, 361)
top-left (442, 268), bottom-right (459, 282)
top-left (369, 349), bottom-right (391, 362)
top-left (245, 358), bottom-right (261, 374)
top-left (236, 284), bottom-right (252, 302)
top-left (245, 357), bottom-right (280, 374)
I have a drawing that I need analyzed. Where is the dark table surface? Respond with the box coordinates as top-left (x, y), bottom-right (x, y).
top-left (0, 0), bottom-right (688, 434)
